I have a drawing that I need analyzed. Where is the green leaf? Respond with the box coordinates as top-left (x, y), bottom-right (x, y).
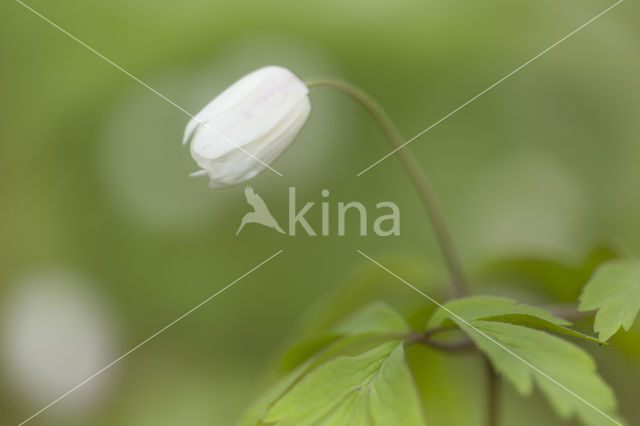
top-left (279, 334), bottom-right (343, 373)
top-left (427, 296), bottom-right (621, 425)
top-left (334, 301), bottom-right (409, 335)
top-left (244, 303), bottom-right (412, 424)
top-left (426, 296), bottom-right (571, 331)
top-left (579, 260), bottom-right (640, 341)
top-left (479, 314), bottom-right (606, 345)
top-left (461, 321), bottom-right (619, 425)
top-left (239, 359), bottom-right (315, 426)
top-left (264, 342), bottom-right (426, 426)
top-left (279, 302), bottom-right (409, 373)
top-left (242, 333), bottom-right (397, 426)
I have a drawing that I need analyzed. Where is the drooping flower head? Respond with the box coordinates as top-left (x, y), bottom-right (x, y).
top-left (183, 66), bottom-right (310, 188)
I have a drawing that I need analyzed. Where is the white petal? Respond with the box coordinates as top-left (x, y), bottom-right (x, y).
top-left (190, 67), bottom-right (308, 160)
top-left (198, 95), bottom-right (311, 187)
top-left (184, 65), bottom-right (310, 187)
top-left (182, 66), bottom-right (276, 146)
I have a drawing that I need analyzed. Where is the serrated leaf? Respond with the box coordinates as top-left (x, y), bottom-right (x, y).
top-left (242, 333), bottom-right (391, 426)
top-left (243, 303), bottom-right (412, 425)
top-left (426, 296), bottom-right (621, 425)
top-left (264, 342), bottom-right (426, 426)
top-left (461, 320), bottom-right (619, 426)
top-left (579, 260), bottom-right (640, 341)
top-left (239, 359), bottom-right (315, 426)
top-left (479, 314), bottom-right (606, 345)
top-left (426, 296), bottom-right (570, 331)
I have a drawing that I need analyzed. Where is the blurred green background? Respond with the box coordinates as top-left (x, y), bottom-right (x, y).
top-left (1, 0), bottom-right (640, 425)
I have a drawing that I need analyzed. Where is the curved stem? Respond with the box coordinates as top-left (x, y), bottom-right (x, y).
top-left (306, 78), bottom-right (468, 297)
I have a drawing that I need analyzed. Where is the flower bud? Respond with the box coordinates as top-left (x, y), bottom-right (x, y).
top-left (183, 66), bottom-right (310, 188)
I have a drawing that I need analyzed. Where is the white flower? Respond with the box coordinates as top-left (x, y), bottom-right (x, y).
top-left (183, 66), bottom-right (310, 188)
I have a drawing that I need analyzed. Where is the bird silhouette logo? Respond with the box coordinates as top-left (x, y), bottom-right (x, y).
top-left (236, 186), bottom-right (285, 235)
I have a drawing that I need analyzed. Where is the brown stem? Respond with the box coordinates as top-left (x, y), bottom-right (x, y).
top-left (547, 303), bottom-right (589, 321)
top-left (405, 331), bottom-right (476, 353)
